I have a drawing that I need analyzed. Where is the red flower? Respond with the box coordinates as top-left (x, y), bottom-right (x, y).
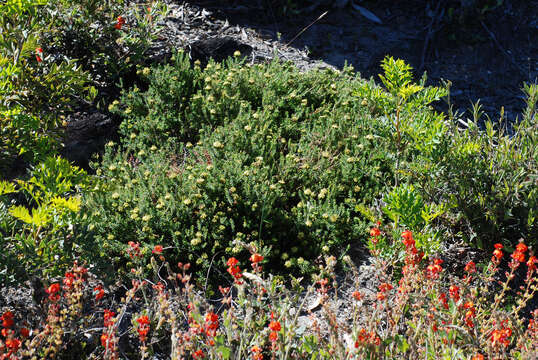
top-left (1, 311), bottom-right (14, 328)
top-left (101, 333), bottom-right (109, 348)
top-left (5, 338), bottom-right (21, 352)
top-left (193, 349), bottom-right (205, 359)
top-left (227, 264), bottom-right (242, 277)
top-left (493, 249), bottom-right (503, 261)
top-left (370, 227), bottom-right (381, 237)
top-left (137, 315), bottom-right (150, 325)
top-left (268, 320), bottom-right (281, 332)
top-left (20, 328), bottom-right (29, 338)
top-left (527, 256), bottom-right (537, 271)
top-left (63, 272), bottom-right (75, 288)
top-left (127, 241), bottom-right (142, 258)
top-left (464, 261), bottom-right (476, 273)
top-left (426, 259), bottom-right (443, 279)
top-left (516, 243), bottom-right (528, 253)
top-left (511, 251), bottom-right (525, 263)
top-left (269, 331), bottom-right (278, 342)
top-left (356, 328), bottom-right (368, 345)
top-left (94, 285), bottom-right (105, 300)
top-left (226, 257), bottom-right (239, 267)
top-left (490, 326), bottom-right (512, 347)
top-left (251, 345), bottom-right (263, 360)
top-left (226, 257), bottom-right (242, 282)
top-left (152, 245), bottom-right (163, 254)
top-left (115, 16), bottom-right (125, 30)
top-left (352, 291), bottom-right (362, 301)
top-left (136, 315), bottom-right (150, 343)
top-left (250, 253), bottom-right (264, 264)
top-left (439, 292), bottom-right (448, 309)
top-left (153, 282), bottom-right (165, 293)
top-left (47, 283), bottom-right (60, 293)
top-left (449, 285), bottom-right (460, 302)
top-left (494, 243), bottom-right (504, 249)
top-left (205, 312), bottom-right (219, 336)
top-left (402, 230), bottom-right (413, 244)
top-left (426, 264), bottom-right (442, 279)
top-left (378, 283), bottom-right (393, 292)
top-left (401, 230), bottom-right (414, 247)
top-left (464, 302), bottom-right (476, 328)
top-left (46, 283), bottom-right (61, 301)
top-left (472, 354), bottom-right (484, 360)
top-left (103, 310), bottom-right (115, 328)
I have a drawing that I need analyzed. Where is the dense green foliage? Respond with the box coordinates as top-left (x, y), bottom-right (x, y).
top-left (0, 0), bottom-right (167, 284)
top-left (410, 87), bottom-right (538, 249)
top-left (0, 0), bottom-right (166, 172)
top-left (83, 52), bottom-right (399, 281)
top-left (0, 0), bottom-right (536, 292)
top-left (0, 0), bottom-right (91, 169)
top-left (80, 51), bottom-right (537, 286)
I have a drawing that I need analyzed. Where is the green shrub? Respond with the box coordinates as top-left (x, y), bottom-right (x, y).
top-left (41, 0), bottom-right (168, 105)
top-left (0, 0), bottom-right (169, 285)
top-left (82, 52), bottom-right (453, 284)
top-left (0, 156), bottom-right (89, 284)
top-left (408, 83), bottom-right (538, 250)
top-left (0, 0), bottom-right (94, 171)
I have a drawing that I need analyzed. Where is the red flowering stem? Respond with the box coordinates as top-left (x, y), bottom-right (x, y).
top-left (283, 284), bottom-right (316, 359)
top-left (477, 261), bottom-right (519, 345)
top-left (510, 266), bottom-right (537, 318)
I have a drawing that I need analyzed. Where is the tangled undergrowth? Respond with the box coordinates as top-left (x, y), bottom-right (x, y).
top-left (1, 230), bottom-right (537, 359)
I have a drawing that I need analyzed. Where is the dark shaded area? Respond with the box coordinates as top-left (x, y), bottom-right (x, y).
top-left (61, 109), bottom-right (120, 171)
top-left (190, 36), bottom-right (253, 67)
top-left (187, 0), bottom-right (537, 124)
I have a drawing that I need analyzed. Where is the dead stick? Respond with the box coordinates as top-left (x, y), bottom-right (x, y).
top-left (286, 11), bottom-right (329, 47)
top-left (480, 20), bottom-right (526, 76)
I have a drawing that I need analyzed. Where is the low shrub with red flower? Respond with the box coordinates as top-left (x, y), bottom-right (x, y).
top-left (226, 257), bottom-right (243, 283)
top-left (45, 283), bottom-right (61, 301)
top-left (0, 312), bottom-right (14, 329)
top-left (0, 229), bottom-right (535, 360)
top-left (136, 315), bottom-right (150, 343)
top-left (152, 245), bottom-right (163, 254)
top-left (114, 16), bottom-right (125, 30)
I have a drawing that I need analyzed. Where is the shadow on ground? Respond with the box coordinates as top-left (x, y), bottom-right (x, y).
top-left (187, 0), bottom-right (537, 124)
